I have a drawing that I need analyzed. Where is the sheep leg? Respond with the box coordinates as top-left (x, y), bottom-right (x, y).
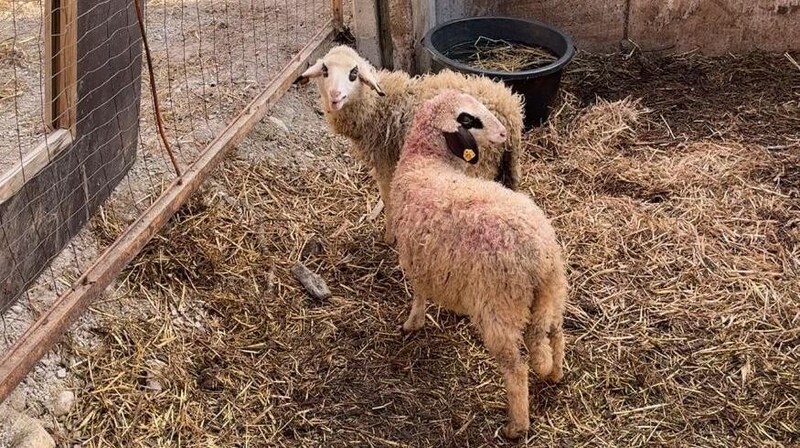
top-left (375, 172), bottom-right (395, 245)
top-left (481, 317), bottom-right (529, 439)
top-left (401, 294), bottom-right (427, 332)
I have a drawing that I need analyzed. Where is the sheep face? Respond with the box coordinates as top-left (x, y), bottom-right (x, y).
top-left (420, 91), bottom-right (507, 164)
top-left (294, 46), bottom-right (385, 112)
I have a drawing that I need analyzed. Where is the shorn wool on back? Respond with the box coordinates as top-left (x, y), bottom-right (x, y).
top-left (294, 45), bottom-right (524, 245)
top-left (390, 90), bottom-right (568, 439)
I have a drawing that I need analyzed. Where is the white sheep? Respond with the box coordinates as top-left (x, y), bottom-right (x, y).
top-left (390, 90), bottom-right (567, 439)
top-left (294, 45), bottom-right (523, 245)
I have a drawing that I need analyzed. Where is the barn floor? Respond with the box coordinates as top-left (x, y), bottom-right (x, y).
top-left (14, 50), bottom-right (800, 446)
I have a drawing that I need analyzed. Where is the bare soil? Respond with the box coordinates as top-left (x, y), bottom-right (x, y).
top-left (0, 1), bottom-right (47, 175)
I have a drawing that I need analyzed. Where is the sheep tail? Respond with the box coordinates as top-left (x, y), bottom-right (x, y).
top-left (524, 300), bottom-right (554, 379)
top-left (525, 264), bottom-right (567, 381)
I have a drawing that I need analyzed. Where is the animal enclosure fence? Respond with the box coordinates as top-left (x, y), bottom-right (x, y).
top-left (0, 0), bottom-right (345, 401)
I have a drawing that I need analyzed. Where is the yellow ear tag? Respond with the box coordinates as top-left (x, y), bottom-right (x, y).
top-left (463, 149), bottom-right (476, 162)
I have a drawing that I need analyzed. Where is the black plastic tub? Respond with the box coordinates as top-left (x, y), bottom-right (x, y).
top-left (422, 17), bottom-right (575, 129)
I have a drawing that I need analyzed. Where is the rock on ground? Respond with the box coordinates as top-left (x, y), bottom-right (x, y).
top-left (51, 390), bottom-right (75, 417)
top-left (2, 412), bottom-right (55, 448)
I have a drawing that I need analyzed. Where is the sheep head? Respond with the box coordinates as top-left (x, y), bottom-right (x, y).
top-left (294, 45), bottom-right (384, 112)
top-left (411, 90), bottom-right (507, 165)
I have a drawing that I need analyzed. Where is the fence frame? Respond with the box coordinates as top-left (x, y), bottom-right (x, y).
top-left (44, 0), bottom-right (78, 133)
top-left (0, 0), bottom-right (77, 204)
top-left (0, 0), bottom-right (143, 315)
top-left (0, 10), bottom-right (339, 404)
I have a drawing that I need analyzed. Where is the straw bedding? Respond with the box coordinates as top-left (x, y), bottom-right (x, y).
top-left (443, 37), bottom-right (559, 72)
top-left (61, 50), bottom-right (798, 446)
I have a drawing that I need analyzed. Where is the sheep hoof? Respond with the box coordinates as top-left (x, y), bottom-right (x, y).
top-left (547, 366), bottom-right (564, 383)
top-left (401, 318), bottom-right (424, 333)
top-left (502, 421), bottom-right (528, 440)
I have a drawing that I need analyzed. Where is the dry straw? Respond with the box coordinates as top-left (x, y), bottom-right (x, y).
top-left (63, 50), bottom-right (798, 446)
top-left (444, 36), bottom-right (558, 72)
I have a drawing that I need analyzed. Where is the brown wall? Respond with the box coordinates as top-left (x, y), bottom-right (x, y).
top-left (432, 0), bottom-right (800, 54)
top-left (629, 0), bottom-right (800, 54)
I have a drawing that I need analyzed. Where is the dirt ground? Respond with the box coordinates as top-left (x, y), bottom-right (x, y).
top-left (1, 2), bottom-right (798, 444)
top-left (0, 0), bottom-right (47, 175)
top-left (4, 48), bottom-right (787, 447)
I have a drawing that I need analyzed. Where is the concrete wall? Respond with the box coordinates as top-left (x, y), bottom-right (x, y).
top-left (359, 0), bottom-right (800, 74)
top-left (436, 0), bottom-right (800, 53)
top-left (435, 0), bottom-right (626, 51)
top-left (628, 0), bottom-right (800, 54)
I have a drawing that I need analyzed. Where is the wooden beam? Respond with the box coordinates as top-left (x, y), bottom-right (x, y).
top-left (411, 0), bottom-right (435, 74)
top-left (0, 25), bottom-right (336, 404)
top-left (0, 130), bottom-right (73, 205)
top-left (353, 0), bottom-right (382, 67)
top-left (44, 0), bottom-right (77, 133)
top-left (60, 0), bottom-right (77, 134)
top-left (377, 0), bottom-right (394, 69)
top-left (43, 0), bottom-right (54, 130)
top-left (332, 0), bottom-right (344, 32)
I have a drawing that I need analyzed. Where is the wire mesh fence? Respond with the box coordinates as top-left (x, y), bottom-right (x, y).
top-left (0, 0), bottom-right (344, 375)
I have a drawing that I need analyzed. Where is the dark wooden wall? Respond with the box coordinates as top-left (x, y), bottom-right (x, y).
top-left (0, 0), bottom-right (142, 311)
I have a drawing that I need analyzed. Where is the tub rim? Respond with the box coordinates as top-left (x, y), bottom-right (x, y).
top-left (422, 16), bottom-right (576, 80)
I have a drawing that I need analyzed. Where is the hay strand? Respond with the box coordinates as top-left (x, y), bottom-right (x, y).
top-left (444, 36), bottom-right (558, 72)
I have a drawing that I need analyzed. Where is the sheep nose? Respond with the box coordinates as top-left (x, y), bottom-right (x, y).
top-left (330, 90), bottom-right (342, 100)
top-left (498, 129), bottom-right (507, 140)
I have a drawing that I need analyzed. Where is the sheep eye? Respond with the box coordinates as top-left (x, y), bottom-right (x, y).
top-left (457, 112), bottom-right (483, 129)
top-left (349, 66), bottom-right (358, 82)
top-left (321, 64), bottom-right (328, 77)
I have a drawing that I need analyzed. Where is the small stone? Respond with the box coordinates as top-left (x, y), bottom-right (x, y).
top-left (7, 389), bottom-right (27, 412)
top-left (193, 128), bottom-right (214, 144)
top-left (291, 262), bottom-right (331, 300)
top-left (267, 116), bottom-right (290, 134)
top-left (146, 377), bottom-right (163, 392)
top-left (9, 414), bottom-right (55, 448)
top-left (52, 390), bottom-right (75, 417)
top-left (55, 368), bottom-right (67, 379)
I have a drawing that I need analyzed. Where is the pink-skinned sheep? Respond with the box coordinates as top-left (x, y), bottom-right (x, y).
top-left (390, 90), bottom-right (568, 439)
top-left (294, 45), bottom-right (523, 245)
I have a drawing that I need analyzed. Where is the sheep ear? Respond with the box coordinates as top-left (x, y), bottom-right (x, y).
top-left (357, 66), bottom-right (385, 97)
top-left (294, 60), bottom-right (324, 85)
top-left (444, 126), bottom-right (479, 165)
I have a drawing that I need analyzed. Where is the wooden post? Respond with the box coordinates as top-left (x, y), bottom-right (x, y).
top-left (0, 24), bottom-right (336, 405)
top-left (411, 0), bottom-right (435, 74)
top-left (44, 0), bottom-right (77, 134)
top-left (377, 0), bottom-right (394, 70)
top-left (353, 0), bottom-right (382, 67)
top-left (332, 0), bottom-right (344, 32)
